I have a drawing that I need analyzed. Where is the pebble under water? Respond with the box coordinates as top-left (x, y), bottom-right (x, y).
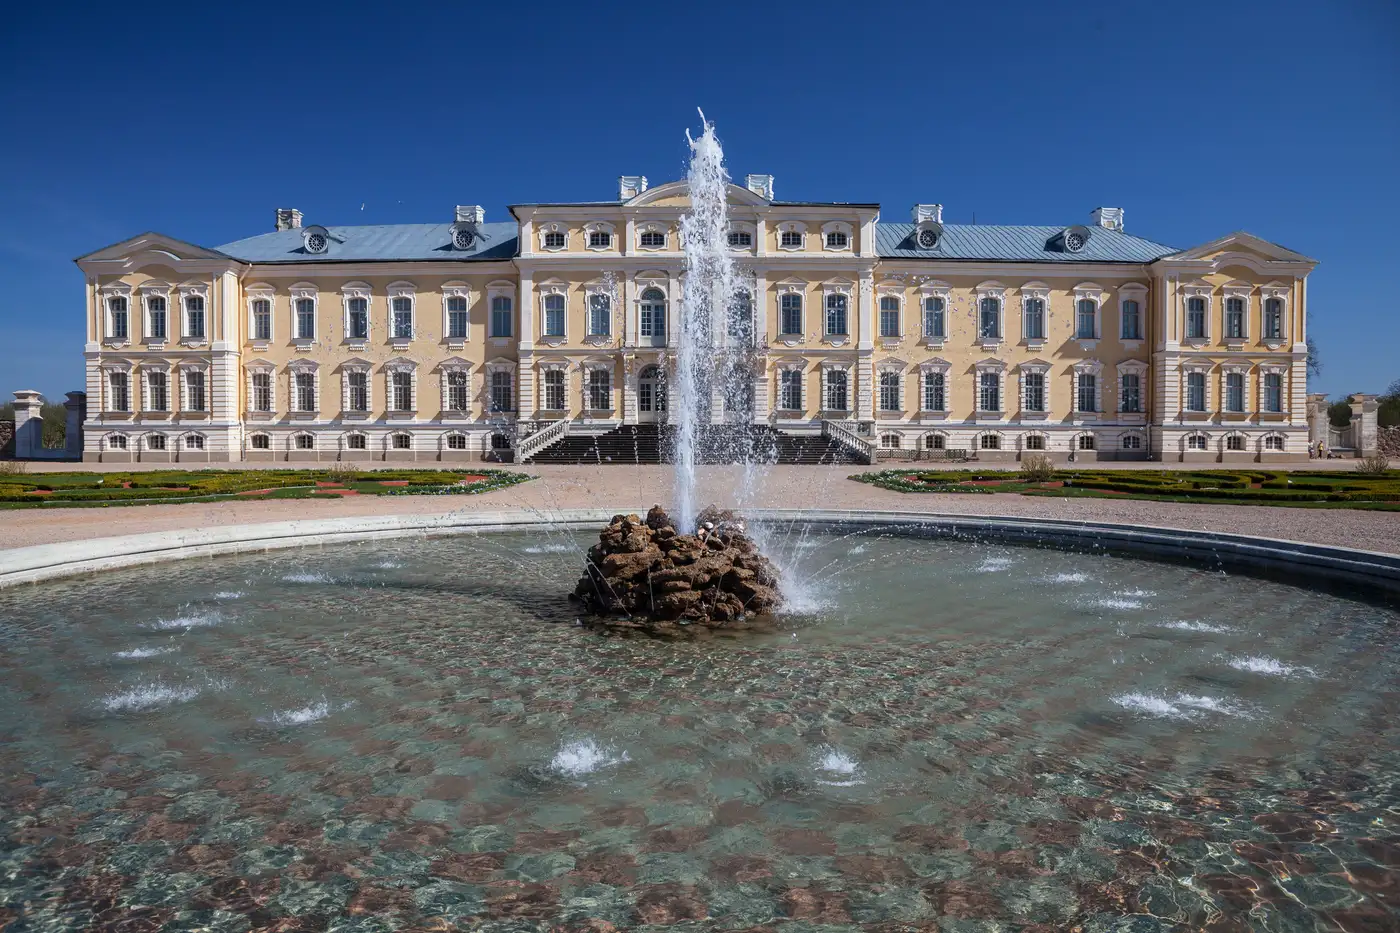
top-left (0, 528), bottom-right (1397, 932)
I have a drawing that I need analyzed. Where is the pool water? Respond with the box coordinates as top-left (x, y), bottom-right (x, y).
top-left (1, 529), bottom-right (1397, 931)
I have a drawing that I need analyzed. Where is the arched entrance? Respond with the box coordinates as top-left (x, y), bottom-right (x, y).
top-left (638, 365), bottom-right (666, 423)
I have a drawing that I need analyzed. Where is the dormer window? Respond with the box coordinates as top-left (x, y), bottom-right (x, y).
top-left (588, 230), bottom-right (613, 249)
top-left (826, 231), bottom-right (848, 249)
top-left (917, 228), bottom-right (939, 249)
top-left (453, 227), bottom-right (476, 250)
top-left (778, 224), bottom-right (805, 250)
top-left (302, 224), bottom-right (331, 254)
top-left (727, 231), bottom-right (752, 248)
top-left (544, 231), bottom-right (566, 249)
top-left (639, 228), bottom-right (666, 249)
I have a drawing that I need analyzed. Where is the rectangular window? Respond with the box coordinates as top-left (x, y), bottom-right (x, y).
top-left (779, 370), bottom-right (803, 410)
top-left (1023, 372), bottom-right (1045, 412)
top-left (251, 298), bottom-right (271, 341)
top-left (392, 297), bottom-right (413, 339)
top-left (295, 372), bottom-right (316, 412)
top-left (878, 372), bottom-right (901, 412)
top-left (825, 294), bottom-right (847, 336)
top-left (979, 297), bottom-right (1000, 339)
top-left (490, 371), bottom-right (513, 412)
top-left (186, 296), bottom-right (205, 339)
top-left (447, 434), bottom-right (467, 450)
top-left (391, 371), bottom-right (413, 411)
top-left (148, 371), bottom-right (169, 412)
top-left (587, 369), bottom-right (611, 410)
top-left (780, 230), bottom-right (803, 249)
top-left (639, 230), bottom-right (665, 248)
top-left (148, 296), bottom-right (167, 340)
top-left (825, 370), bottom-right (848, 410)
top-left (348, 371), bottom-right (368, 412)
top-left (1186, 372), bottom-right (1206, 412)
top-left (1023, 298), bottom-right (1045, 340)
top-left (543, 295), bottom-right (566, 337)
top-left (1077, 374), bottom-right (1097, 412)
top-left (588, 295), bottom-right (611, 336)
top-left (185, 371), bottom-right (206, 412)
top-left (543, 370), bottom-right (565, 410)
top-left (780, 294), bottom-right (803, 335)
top-left (1225, 297), bottom-right (1245, 339)
top-left (1120, 374), bottom-right (1141, 413)
top-left (295, 298), bottom-right (315, 339)
top-left (588, 231), bottom-right (612, 249)
top-left (923, 372), bottom-right (946, 411)
top-left (447, 296), bottom-right (469, 339)
top-left (923, 297), bottom-right (945, 339)
top-left (447, 371), bottom-right (468, 411)
top-left (1186, 297), bottom-right (1206, 339)
top-left (727, 231), bottom-right (752, 248)
top-left (251, 434), bottom-right (270, 449)
top-left (109, 297), bottom-right (128, 339)
top-left (1121, 299), bottom-right (1141, 340)
top-left (1076, 299), bottom-right (1097, 339)
top-left (490, 296), bottom-right (512, 337)
top-left (1225, 373), bottom-right (1244, 412)
top-left (1264, 372), bottom-right (1282, 412)
top-left (1263, 298), bottom-right (1284, 340)
top-left (295, 434), bottom-right (314, 450)
top-left (251, 373), bottom-right (272, 412)
top-left (392, 434), bottom-right (411, 450)
top-left (978, 372), bottom-right (1000, 412)
top-left (347, 297), bottom-right (368, 340)
top-left (879, 297), bottom-right (899, 338)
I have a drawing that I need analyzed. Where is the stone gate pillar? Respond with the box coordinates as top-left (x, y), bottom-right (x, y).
top-left (1349, 394), bottom-right (1379, 457)
top-left (1306, 393), bottom-right (1330, 447)
top-left (11, 390), bottom-right (42, 459)
top-left (64, 392), bottom-right (87, 459)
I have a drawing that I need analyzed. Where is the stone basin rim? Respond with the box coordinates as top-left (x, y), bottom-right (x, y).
top-left (0, 507), bottom-right (1396, 596)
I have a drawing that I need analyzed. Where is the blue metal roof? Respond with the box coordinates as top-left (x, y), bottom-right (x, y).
top-left (213, 222), bottom-right (519, 263)
top-left (876, 223), bottom-right (1178, 263)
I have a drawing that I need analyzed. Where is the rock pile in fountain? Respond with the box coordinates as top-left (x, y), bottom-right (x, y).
top-left (570, 505), bottom-right (782, 636)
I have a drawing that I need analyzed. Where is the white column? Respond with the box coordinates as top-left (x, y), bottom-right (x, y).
top-left (753, 273), bottom-right (768, 346)
top-left (517, 275), bottom-right (534, 422)
top-left (11, 390), bottom-right (42, 458)
top-left (624, 274), bottom-right (638, 347)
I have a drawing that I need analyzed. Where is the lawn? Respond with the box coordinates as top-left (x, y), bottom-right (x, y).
top-left (0, 468), bottom-right (530, 509)
top-left (852, 468), bottom-right (1400, 510)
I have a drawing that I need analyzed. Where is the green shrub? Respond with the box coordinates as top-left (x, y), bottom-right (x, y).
top-left (1018, 454), bottom-right (1055, 483)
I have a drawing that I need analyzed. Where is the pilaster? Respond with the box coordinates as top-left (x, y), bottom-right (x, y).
top-left (11, 390), bottom-right (42, 458)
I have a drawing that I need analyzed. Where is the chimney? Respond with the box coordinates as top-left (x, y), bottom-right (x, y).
top-left (912, 204), bottom-right (943, 223)
top-left (275, 208), bottom-right (303, 231)
top-left (618, 175), bottom-right (648, 200)
top-left (455, 205), bottom-right (485, 224)
top-left (745, 174), bottom-right (774, 199)
top-left (1091, 207), bottom-right (1123, 232)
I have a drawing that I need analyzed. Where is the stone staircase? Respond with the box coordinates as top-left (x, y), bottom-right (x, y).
top-left (519, 423), bottom-right (863, 465)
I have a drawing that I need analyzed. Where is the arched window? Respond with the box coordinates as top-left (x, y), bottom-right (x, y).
top-left (588, 294), bottom-right (611, 336)
top-left (446, 434), bottom-right (467, 450)
top-left (879, 296), bottom-right (900, 338)
top-left (780, 294), bottom-right (803, 336)
top-left (1265, 435), bottom-right (1285, 451)
top-left (825, 230), bottom-right (849, 249)
top-left (544, 230), bottom-right (566, 249)
top-left (879, 433), bottom-right (901, 449)
top-left (925, 434), bottom-right (945, 450)
top-left (727, 230), bottom-right (752, 248)
top-left (980, 434), bottom-right (1001, 450)
top-left (1077, 434), bottom-right (1096, 451)
top-left (588, 229), bottom-right (612, 249)
top-left (543, 294), bottom-right (566, 337)
top-left (392, 433), bottom-right (412, 450)
top-left (107, 434), bottom-right (129, 450)
top-left (1187, 433), bottom-right (1208, 451)
top-left (923, 296), bottom-right (946, 339)
top-left (250, 433), bottom-right (270, 450)
top-left (1025, 434), bottom-right (1046, 450)
top-left (825, 294), bottom-right (848, 336)
top-left (640, 288), bottom-right (666, 342)
top-left (542, 369), bottom-right (566, 410)
top-left (639, 229), bottom-right (666, 248)
top-left (185, 434), bottom-right (205, 450)
top-left (1122, 435), bottom-right (1142, 450)
top-left (638, 365), bottom-right (666, 414)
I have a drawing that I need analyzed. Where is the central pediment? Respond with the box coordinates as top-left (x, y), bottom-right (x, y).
top-left (625, 180), bottom-right (770, 209)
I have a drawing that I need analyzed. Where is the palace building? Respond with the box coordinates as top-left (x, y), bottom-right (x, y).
top-left (75, 174), bottom-right (1317, 463)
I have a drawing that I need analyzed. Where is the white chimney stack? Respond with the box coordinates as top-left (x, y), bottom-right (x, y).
top-left (455, 205), bottom-right (485, 224)
top-left (1091, 207), bottom-right (1123, 232)
top-left (275, 208), bottom-right (303, 231)
top-left (912, 204), bottom-right (943, 224)
top-left (745, 174), bottom-right (774, 199)
top-left (618, 176), bottom-right (648, 200)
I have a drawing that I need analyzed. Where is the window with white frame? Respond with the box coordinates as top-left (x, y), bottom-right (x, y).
top-left (779, 225), bottom-right (804, 249)
top-left (294, 371), bottom-right (317, 412)
top-left (107, 295), bottom-right (130, 340)
top-left (1025, 434), bottom-right (1046, 450)
top-left (728, 290), bottom-right (753, 344)
top-left (185, 434), bottom-right (205, 450)
top-left (108, 371), bottom-right (130, 411)
top-left (345, 433), bottom-right (366, 450)
top-left (1023, 296), bottom-right (1045, 340)
top-left (588, 294), bottom-right (611, 336)
top-left (640, 288), bottom-right (666, 339)
top-left (1023, 372), bottom-right (1046, 412)
top-left (923, 371), bottom-right (946, 411)
top-left (446, 296), bottom-right (468, 339)
top-left (1120, 298), bottom-right (1142, 340)
top-left (1263, 372), bottom-right (1283, 412)
top-left (184, 370), bottom-right (206, 412)
top-left (639, 228), bottom-right (666, 249)
top-left (346, 297), bottom-right (368, 340)
top-left (727, 230), bottom-right (752, 248)
top-left (144, 293), bottom-right (168, 341)
top-left (489, 370), bottom-right (513, 412)
top-left (587, 368), bottom-right (611, 409)
top-left (185, 295), bottom-right (206, 339)
top-left (980, 434), bottom-right (1000, 450)
top-left (1120, 373), bottom-right (1142, 413)
top-left (392, 296), bottom-right (413, 340)
top-left (1225, 372), bottom-right (1245, 412)
top-left (542, 369), bottom-right (566, 410)
top-left (347, 371), bottom-right (369, 412)
top-left (543, 294), bottom-right (566, 337)
top-left (446, 370), bottom-right (468, 411)
top-left (979, 296), bottom-right (1000, 339)
top-left (250, 433), bottom-right (270, 450)
top-left (447, 434), bottom-right (467, 450)
top-left (1122, 434), bottom-right (1142, 450)
top-left (294, 433), bottom-right (314, 450)
top-left (1186, 297), bottom-right (1207, 339)
top-left (825, 230), bottom-right (849, 249)
top-left (251, 298), bottom-right (271, 341)
top-left (1075, 298), bottom-right (1097, 340)
top-left (1225, 296), bottom-right (1246, 339)
top-left (146, 433), bottom-right (166, 451)
top-left (879, 296), bottom-right (900, 338)
top-left (923, 296), bottom-right (946, 339)
top-left (1076, 372), bottom-right (1097, 412)
top-left (390, 371), bottom-right (413, 411)
top-left (251, 372), bottom-right (272, 412)
top-left (1185, 372), bottom-right (1207, 412)
top-left (978, 372), bottom-right (1001, 411)
top-left (825, 369), bottom-right (849, 410)
top-left (779, 370), bottom-right (803, 410)
top-left (1265, 435), bottom-right (1285, 451)
top-left (780, 293), bottom-right (803, 335)
top-left (148, 370), bottom-right (169, 412)
top-left (1263, 297), bottom-right (1284, 340)
top-left (878, 371), bottom-right (901, 412)
top-left (587, 228), bottom-right (613, 249)
top-left (490, 295), bottom-right (513, 337)
top-left (825, 293), bottom-right (848, 336)
top-left (1226, 435), bottom-right (1246, 451)
top-left (925, 434), bottom-right (946, 450)
top-left (543, 229), bottom-right (566, 250)
top-left (295, 297), bottom-right (315, 339)
top-left (879, 433), bottom-right (901, 449)
top-left (392, 433), bottom-right (411, 450)
top-left (1077, 434), bottom-right (1096, 451)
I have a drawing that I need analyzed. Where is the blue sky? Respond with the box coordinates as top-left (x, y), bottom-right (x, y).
top-left (2, 1), bottom-right (1396, 401)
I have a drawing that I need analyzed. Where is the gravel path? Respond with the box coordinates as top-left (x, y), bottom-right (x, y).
top-left (0, 465), bottom-right (1394, 555)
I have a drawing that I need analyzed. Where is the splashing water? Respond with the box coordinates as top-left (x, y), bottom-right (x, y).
top-left (814, 745), bottom-right (863, 786)
top-left (549, 738), bottom-right (629, 778)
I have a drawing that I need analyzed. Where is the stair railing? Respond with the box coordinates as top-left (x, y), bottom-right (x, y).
top-left (821, 420), bottom-right (875, 464)
top-left (516, 419), bottom-right (571, 463)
